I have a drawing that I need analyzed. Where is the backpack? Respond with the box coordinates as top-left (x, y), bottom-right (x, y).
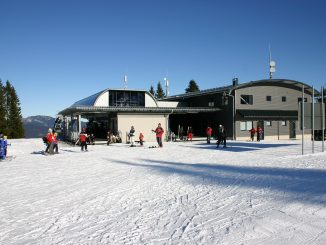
top-left (42, 136), bottom-right (48, 144)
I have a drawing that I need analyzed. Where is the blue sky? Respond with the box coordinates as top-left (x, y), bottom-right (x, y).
top-left (1, 0), bottom-right (326, 117)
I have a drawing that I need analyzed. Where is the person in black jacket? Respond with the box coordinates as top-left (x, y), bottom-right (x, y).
top-left (129, 126), bottom-right (135, 147)
top-left (216, 125), bottom-right (226, 148)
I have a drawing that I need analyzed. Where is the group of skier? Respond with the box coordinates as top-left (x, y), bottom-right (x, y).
top-left (206, 125), bottom-right (227, 148)
top-left (43, 128), bottom-right (59, 154)
top-left (43, 122), bottom-right (264, 153)
top-left (127, 123), bottom-right (164, 147)
top-left (249, 126), bottom-right (263, 142)
top-left (106, 131), bottom-right (122, 145)
top-left (43, 127), bottom-right (96, 153)
top-left (176, 125), bottom-right (194, 141)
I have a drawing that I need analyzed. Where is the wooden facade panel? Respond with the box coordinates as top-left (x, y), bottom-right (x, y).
top-left (236, 86), bottom-right (312, 111)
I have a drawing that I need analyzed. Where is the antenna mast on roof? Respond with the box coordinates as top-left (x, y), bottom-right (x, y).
top-left (164, 76), bottom-right (169, 97)
top-left (124, 75), bottom-right (128, 90)
top-left (269, 45), bottom-right (276, 79)
top-left (164, 70), bottom-right (170, 97)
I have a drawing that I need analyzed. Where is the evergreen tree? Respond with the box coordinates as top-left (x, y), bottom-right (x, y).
top-left (156, 81), bottom-right (165, 99)
top-left (0, 80), bottom-right (7, 135)
top-left (5, 81), bottom-right (24, 138)
top-left (149, 85), bottom-right (155, 97)
top-left (185, 80), bottom-right (200, 93)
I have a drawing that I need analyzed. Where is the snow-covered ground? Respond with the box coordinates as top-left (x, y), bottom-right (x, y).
top-left (1, 138), bottom-right (326, 244)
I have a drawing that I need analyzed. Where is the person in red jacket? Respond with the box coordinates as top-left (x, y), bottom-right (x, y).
top-left (249, 127), bottom-right (256, 141)
top-left (187, 126), bottom-right (193, 141)
top-left (79, 128), bottom-right (88, 151)
top-left (206, 126), bottom-right (213, 144)
top-left (152, 123), bottom-right (164, 147)
top-left (257, 126), bottom-right (263, 142)
top-left (139, 132), bottom-right (144, 146)
top-left (46, 128), bottom-right (55, 154)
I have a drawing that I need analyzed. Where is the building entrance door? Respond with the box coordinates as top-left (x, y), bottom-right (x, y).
top-left (289, 121), bottom-right (296, 139)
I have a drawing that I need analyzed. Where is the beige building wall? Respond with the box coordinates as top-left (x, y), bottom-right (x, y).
top-left (236, 134), bottom-right (310, 141)
top-left (118, 114), bottom-right (167, 143)
top-left (94, 91), bottom-right (109, 106)
top-left (157, 101), bottom-right (179, 107)
top-left (236, 85), bottom-right (312, 110)
top-left (145, 93), bottom-right (158, 107)
top-left (236, 120), bottom-right (311, 141)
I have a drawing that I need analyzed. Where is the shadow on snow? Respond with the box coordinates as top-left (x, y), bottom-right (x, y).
top-left (178, 141), bottom-right (298, 152)
top-left (110, 158), bottom-right (326, 205)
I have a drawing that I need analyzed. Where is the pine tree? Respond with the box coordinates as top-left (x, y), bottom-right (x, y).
top-left (149, 85), bottom-right (155, 97)
top-left (5, 81), bottom-right (24, 138)
top-left (0, 80), bottom-right (7, 135)
top-left (185, 80), bottom-right (200, 93)
top-left (156, 81), bottom-right (165, 99)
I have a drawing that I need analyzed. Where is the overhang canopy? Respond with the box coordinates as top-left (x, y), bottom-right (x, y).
top-left (59, 106), bottom-right (220, 116)
top-left (237, 109), bottom-right (298, 120)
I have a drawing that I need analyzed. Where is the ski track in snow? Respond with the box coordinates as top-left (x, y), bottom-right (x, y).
top-left (0, 139), bottom-right (326, 244)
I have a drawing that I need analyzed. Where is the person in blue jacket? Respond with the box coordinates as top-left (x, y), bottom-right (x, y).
top-left (0, 133), bottom-right (5, 160)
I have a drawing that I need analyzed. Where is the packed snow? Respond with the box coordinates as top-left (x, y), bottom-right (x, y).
top-left (1, 138), bottom-right (326, 244)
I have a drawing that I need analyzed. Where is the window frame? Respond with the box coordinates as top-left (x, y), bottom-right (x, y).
top-left (240, 121), bottom-right (253, 131)
top-left (240, 95), bottom-right (253, 105)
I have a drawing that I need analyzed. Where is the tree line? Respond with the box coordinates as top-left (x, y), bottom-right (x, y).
top-left (149, 79), bottom-right (200, 99)
top-left (0, 80), bottom-right (24, 138)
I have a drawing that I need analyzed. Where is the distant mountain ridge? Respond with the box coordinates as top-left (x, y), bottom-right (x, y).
top-left (23, 115), bottom-right (55, 138)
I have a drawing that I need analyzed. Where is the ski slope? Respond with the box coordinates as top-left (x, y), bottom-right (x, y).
top-left (1, 139), bottom-right (326, 244)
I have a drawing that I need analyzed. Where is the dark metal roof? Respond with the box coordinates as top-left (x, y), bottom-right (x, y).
top-left (234, 79), bottom-right (319, 96)
top-left (161, 84), bottom-right (232, 100)
top-left (237, 109), bottom-right (298, 120)
top-left (71, 90), bottom-right (105, 107)
top-left (161, 79), bottom-right (319, 100)
top-left (59, 106), bottom-right (221, 116)
top-left (71, 88), bottom-right (157, 107)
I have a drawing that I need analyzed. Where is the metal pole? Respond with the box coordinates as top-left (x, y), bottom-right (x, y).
top-left (234, 90), bottom-right (237, 140)
top-left (302, 85), bottom-right (304, 155)
top-left (227, 92), bottom-right (236, 141)
top-left (322, 86), bottom-right (325, 152)
top-left (312, 86), bottom-right (315, 153)
top-left (233, 95), bottom-right (235, 141)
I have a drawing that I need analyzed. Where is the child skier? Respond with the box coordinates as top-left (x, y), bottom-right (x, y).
top-left (139, 132), bottom-right (144, 146)
top-left (79, 128), bottom-right (88, 151)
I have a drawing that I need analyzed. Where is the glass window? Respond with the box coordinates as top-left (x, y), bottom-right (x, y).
top-left (266, 96), bottom-right (272, 101)
top-left (240, 95), bottom-right (253, 105)
top-left (282, 96), bottom-right (286, 102)
top-left (109, 91), bottom-right (145, 107)
top-left (298, 98), bottom-right (308, 103)
top-left (266, 121), bottom-right (272, 126)
top-left (281, 121), bottom-right (287, 126)
top-left (240, 121), bottom-right (252, 131)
